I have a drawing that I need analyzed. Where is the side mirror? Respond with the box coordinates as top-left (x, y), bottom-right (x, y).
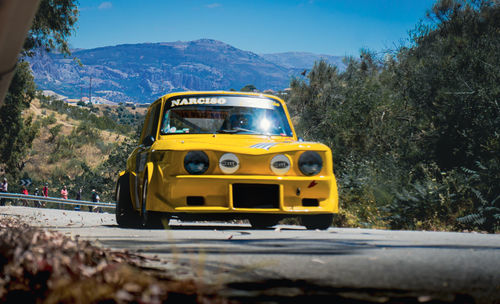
top-left (298, 137), bottom-right (304, 142)
top-left (142, 135), bottom-right (155, 147)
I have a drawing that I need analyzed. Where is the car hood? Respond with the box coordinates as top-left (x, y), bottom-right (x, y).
top-left (152, 135), bottom-right (330, 155)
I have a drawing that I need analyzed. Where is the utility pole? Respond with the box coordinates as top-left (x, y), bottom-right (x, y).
top-left (89, 75), bottom-right (92, 104)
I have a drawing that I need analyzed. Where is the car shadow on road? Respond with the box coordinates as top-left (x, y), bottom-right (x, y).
top-left (102, 223), bottom-right (305, 230)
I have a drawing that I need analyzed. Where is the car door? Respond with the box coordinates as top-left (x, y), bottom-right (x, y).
top-left (131, 102), bottom-right (161, 209)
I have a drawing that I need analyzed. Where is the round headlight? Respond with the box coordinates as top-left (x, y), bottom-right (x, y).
top-left (298, 151), bottom-right (323, 176)
top-left (219, 153), bottom-right (240, 174)
top-left (270, 154), bottom-right (291, 175)
top-left (184, 151), bottom-right (209, 175)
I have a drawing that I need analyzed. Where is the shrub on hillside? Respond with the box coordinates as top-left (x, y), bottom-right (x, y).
top-left (39, 113), bottom-right (57, 127)
top-left (47, 124), bottom-right (63, 143)
top-left (38, 96), bottom-right (134, 135)
top-left (74, 121), bottom-right (101, 145)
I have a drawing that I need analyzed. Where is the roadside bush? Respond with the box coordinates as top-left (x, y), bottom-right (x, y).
top-left (336, 157), bottom-right (394, 228)
top-left (385, 160), bottom-right (500, 232)
top-left (287, 0), bottom-right (499, 232)
top-left (383, 165), bottom-right (463, 230)
top-left (457, 160), bottom-right (500, 232)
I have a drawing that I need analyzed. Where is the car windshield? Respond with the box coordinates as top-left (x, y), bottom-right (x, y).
top-left (160, 95), bottom-right (293, 136)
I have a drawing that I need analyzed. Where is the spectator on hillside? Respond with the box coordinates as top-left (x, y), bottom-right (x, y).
top-left (75, 187), bottom-right (82, 211)
top-left (90, 189), bottom-right (98, 212)
top-left (92, 192), bottom-right (102, 213)
top-left (61, 185), bottom-right (68, 199)
top-left (60, 185), bottom-right (68, 209)
top-left (1, 178), bottom-right (8, 206)
top-left (76, 188), bottom-right (82, 200)
top-left (1, 178), bottom-right (8, 193)
top-left (21, 186), bottom-right (29, 207)
top-left (41, 183), bottom-right (48, 207)
top-left (42, 183), bottom-right (49, 197)
top-left (33, 188), bottom-right (42, 207)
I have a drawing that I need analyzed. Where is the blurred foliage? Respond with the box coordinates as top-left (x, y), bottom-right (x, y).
top-left (0, 218), bottom-right (224, 303)
top-left (288, 0), bottom-right (499, 232)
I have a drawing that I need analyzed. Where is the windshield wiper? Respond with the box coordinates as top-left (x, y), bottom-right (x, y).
top-left (217, 127), bottom-right (262, 134)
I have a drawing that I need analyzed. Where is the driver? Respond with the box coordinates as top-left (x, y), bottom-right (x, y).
top-left (229, 113), bottom-right (253, 129)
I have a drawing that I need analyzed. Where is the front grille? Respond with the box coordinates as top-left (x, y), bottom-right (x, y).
top-left (233, 184), bottom-right (279, 209)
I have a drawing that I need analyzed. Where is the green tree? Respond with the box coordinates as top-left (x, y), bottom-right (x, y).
top-left (395, 0), bottom-right (500, 171)
top-left (288, 53), bottom-right (409, 173)
top-left (240, 84), bottom-right (258, 92)
top-left (0, 62), bottom-right (38, 176)
top-left (23, 0), bottom-right (79, 56)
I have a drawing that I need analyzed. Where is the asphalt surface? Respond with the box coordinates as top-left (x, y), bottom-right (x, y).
top-left (1, 206), bottom-right (499, 303)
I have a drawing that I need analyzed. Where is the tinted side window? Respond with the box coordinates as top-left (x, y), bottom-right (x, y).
top-left (150, 103), bottom-right (161, 137)
top-left (140, 103), bottom-right (161, 143)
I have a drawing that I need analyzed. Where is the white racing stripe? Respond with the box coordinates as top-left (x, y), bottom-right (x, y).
top-left (249, 143), bottom-right (278, 150)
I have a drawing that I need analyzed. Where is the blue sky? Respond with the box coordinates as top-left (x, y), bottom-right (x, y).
top-left (70, 0), bottom-right (436, 56)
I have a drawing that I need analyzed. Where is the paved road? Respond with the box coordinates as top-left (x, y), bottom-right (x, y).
top-left (1, 206), bottom-right (499, 303)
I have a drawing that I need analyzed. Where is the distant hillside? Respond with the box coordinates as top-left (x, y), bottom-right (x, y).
top-left (27, 39), bottom-right (344, 104)
top-left (260, 52), bottom-right (345, 71)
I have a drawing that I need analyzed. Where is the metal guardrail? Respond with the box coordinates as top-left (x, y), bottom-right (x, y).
top-left (0, 192), bottom-right (115, 209)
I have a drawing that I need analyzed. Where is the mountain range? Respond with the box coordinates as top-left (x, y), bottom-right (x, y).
top-left (27, 39), bottom-right (344, 104)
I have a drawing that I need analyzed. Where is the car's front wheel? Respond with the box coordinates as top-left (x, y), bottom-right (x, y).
top-left (301, 214), bottom-right (333, 230)
top-left (141, 173), bottom-right (169, 229)
top-left (116, 173), bottom-right (140, 228)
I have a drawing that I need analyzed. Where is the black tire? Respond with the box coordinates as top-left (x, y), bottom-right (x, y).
top-left (116, 173), bottom-right (140, 228)
top-left (140, 174), bottom-right (169, 229)
top-left (301, 214), bottom-right (333, 230)
top-left (249, 215), bottom-right (280, 229)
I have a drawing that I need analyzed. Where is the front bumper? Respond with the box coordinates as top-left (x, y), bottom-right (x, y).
top-left (147, 173), bottom-right (338, 215)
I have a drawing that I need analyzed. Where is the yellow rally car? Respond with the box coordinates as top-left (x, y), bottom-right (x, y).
top-left (115, 91), bottom-right (338, 229)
